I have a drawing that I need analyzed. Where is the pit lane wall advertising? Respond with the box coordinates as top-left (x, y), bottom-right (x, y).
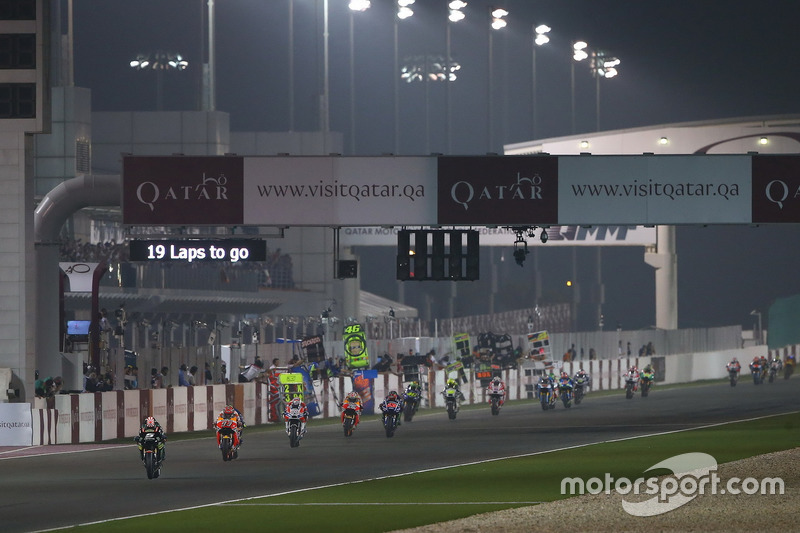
top-left (122, 154), bottom-right (800, 226)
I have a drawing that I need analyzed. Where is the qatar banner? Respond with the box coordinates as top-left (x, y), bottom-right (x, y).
top-left (0, 403), bottom-right (32, 446)
top-left (121, 154), bottom-right (799, 227)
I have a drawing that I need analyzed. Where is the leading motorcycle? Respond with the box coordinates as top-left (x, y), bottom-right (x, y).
top-left (136, 432), bottom-right (164, 480)
top-left (750, 361), bottom-right (762, 385)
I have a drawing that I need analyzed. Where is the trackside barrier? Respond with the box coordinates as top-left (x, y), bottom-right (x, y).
top-left (29, 345), bottom-right (768, 445)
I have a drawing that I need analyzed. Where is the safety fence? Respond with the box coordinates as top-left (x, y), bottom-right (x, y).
top-left (28, 345), bottom-right (765, 445)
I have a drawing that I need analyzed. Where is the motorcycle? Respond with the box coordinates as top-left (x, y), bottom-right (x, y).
top-left (137, 432), bottom-right (164, 480)
top-left (640, 371), bottom-right (655, 397)
top-left (785, 358), bottom-right (795, 379)
top-left (558, 380), bottom-right (573, 408)
top-left (342, 406), bottom-right (359, 437)
top-left (750, 363), bottom-right (762, 385)
top-left (443, 387), bottom-right (460, 420)
top-left (768, 360), bottom-right (782, 383)
top-left (216, 418), bottom-right (239, 461)
top-left (624, 375), bottom-right (639, 399)
top-left (382, 400), bottom-right (402, 437)
top-left (538, 379), bottom-right (556, 411)
top-left (285, 411), bottom-right (306, 448)
top-left (728, 368), bottom-right (739, 387)
top-left (573, 375), bottom-right (589, 404)
top-left (403, 390), bottom-right (420, 422)
top-left (489, 392), bottom-right (503, 415)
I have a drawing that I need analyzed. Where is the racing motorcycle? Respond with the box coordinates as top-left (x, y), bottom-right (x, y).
top-left (489, 391), bottom-right (503, 415)
top-left (443, 386), bottom-right (461, 420)
top-left (640, 370), bottom-right (655, 397)
top-left (382, 400), bottom-right (402, 437)
top-left (786, 356), bottom-right (796, 379)
top-left (750, 361), bottom-right (762, 385)
top-left (558, 379), bottom-right (573, 408)
top-left (342, 405), bottom-right (359, 437)
top-left (538, 377), bottom-right (556, 411)
top-left (727, 363), bottom-right (740, 387)
top-left (285, 409), bottom-right (306, 448)
top-left (216, 418), bottom-right (239, 461)
top-left (403, 388), bottom-right (421, 422)
top-left (573, 374), bottom-right (590, 404)
top-left (624, 374), bottom-right (639, 399)
top-left (768, 359), bottom-right (782, 383)
top-left (137, 432), bottom-right (164, 480)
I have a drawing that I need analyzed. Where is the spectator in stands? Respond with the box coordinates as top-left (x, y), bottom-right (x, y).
top-left (160, 367), bottom-right (169, 387)
top-left (151, 367), bottom-right (163, 389)
top-left (269, 358), bottom-right (280, 373)
top-left (178, 364), bottom-right (190, 386)
top-left (84, 371), bottom-right (99, 392)
top-left (188, 366), bottom-right (198, 386)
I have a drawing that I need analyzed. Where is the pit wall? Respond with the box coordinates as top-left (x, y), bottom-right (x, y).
top-left (29, 346), bottom-right (767, 445)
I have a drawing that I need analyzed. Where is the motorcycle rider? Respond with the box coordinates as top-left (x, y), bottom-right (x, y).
top-left (284, 397), bottom-right (309, 435)
top-left (404, 380), bottom-right (423, 410)
top-left (486, 376), bottom-right (506, 407)
top-left (573, 368), bottom-right (591, 389)
top-left (380, 390), bottom-right (404, 426)
top-left (558, 371), bottom-right (573, 389)
top-left (135, 416), bottom-right (166, 462)
top-left (340, 391), bottom-right (363, 428)
top-left (625, 366), bottom-right (640, 392)
top-left (215, 405), bottom-right (245, 449)
top-left (726, 357), bottom-right (741, 375)
top-left (443, 378), bottom-right (465, 402)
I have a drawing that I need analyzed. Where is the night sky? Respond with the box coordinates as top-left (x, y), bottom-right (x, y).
top-left (72, 1), bottom-right (800, 332)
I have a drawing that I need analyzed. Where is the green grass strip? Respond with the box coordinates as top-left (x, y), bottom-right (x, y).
top-left (72, 411), bottom-right (799, 533)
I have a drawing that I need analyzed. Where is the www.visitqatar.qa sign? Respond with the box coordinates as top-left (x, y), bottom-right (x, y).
top-left (121, 154), bottom-right (800, 226)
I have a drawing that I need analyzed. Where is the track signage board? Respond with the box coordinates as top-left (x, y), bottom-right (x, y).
top-left (121, 154), bottom-right (800, 226)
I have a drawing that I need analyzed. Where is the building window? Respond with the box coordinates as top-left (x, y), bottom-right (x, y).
top-left (0, 82), bottom-right (35, 118)
top-left (0, 0), bottom-right (36, 20)
top-left (0, 33), bottom-right (35, 69)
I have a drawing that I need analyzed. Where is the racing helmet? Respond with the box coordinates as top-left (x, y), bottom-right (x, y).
top-left (447, 379), bottom-right (458, 388)
top-left (492, 376), bottom-right (501, 384)
top-left (410, 381), bottom-right (420, 389)
top-left (346, 391), bottom-right (360, 402)
top-left (732, 358), bottom-right (738, 363)
top-left (560, 371), bottom-right (569, 379)
top-left (223, 405), bottom-right (236, 418)
top-left (290, 397), bottom-right (302, 408)
top-left (387, 391), bottom-right (399, 401)
top-left (144, 416), bottom-right (156, 428)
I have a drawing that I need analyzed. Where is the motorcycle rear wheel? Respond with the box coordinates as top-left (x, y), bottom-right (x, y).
top-left (343, 418), bottom-right (354, 437)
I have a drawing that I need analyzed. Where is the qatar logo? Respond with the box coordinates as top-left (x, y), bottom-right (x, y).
top-left (763, 179), bottom-right (797, 209)
top-left (136, 173), bottom-right (230, 211)
top-left (449, 172), bottom-right (543, 211)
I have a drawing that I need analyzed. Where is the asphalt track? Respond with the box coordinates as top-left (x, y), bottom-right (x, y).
top-left (2, 376), bottom-right (798, 533)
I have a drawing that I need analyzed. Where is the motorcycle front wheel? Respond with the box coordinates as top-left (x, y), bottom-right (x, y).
top-left (144, 453), bottom-right (157, 479)
top-left (289, 424), bottom-right (300, 448)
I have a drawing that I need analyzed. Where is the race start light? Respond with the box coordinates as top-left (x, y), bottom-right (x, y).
top-left (128, 239), bottom-right (267, 263)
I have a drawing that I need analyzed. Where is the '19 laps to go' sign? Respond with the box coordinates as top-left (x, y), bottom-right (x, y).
top-left (128, 239), bottom-right (267, 263)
